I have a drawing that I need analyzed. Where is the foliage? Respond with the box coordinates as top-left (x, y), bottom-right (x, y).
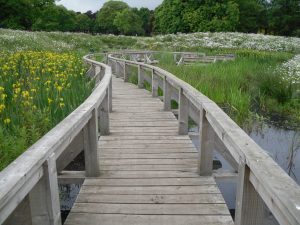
top-left (154, 0), bottom-right (239, 33)
top-left (236, 0), bottom-right (268, 33)
top-left (0, 0), bottom-right (54, 29)
top-left (268, 0), bottom-right (300, 37)
top-left (183, 0), bottom-right (239, 32)
top-left (95, 1), bottom-right (129, 34)
top-left (0, 51), bottom-right (93, 170)
top-left (133, 7), bottom-right (154, 36)
top-left (154, 0), bottom-right (187, 34)
top-left (114, 8), bottom-right (145, 36)
top-left (32, 5), bottom-right (77, 32)
top-left (0, 0), bottom-right (299, 37)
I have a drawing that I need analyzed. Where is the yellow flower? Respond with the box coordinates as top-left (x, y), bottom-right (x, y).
top-left (57, 86), bottom-right (63, 92)
top-left (0, 104), bottom-right (5, 113)
top-left (22, 91), bottom-right (30, 98)
top-left (1, 94), bottom-right (7, 100)
top-left (0, 87), bottom-right (4, 92)
top-left (48, 98), bottom-right (53, 104)
top-left (4, 118), bottom-right (11, 124)
top-left (59, 102), bottom-right (65, 108)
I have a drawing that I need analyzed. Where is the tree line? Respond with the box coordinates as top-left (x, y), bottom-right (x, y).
top-left (0, 0), bottom-right (299, 37)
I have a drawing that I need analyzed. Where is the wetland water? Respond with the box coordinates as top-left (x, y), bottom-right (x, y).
top-left (190, 121), bottom-right (300, 211)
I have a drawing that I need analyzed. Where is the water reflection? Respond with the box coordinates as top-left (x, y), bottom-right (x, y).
top-left (59, 184), bottom-right (81, 223)
top-left (249, 123), bottom-right (300, 183)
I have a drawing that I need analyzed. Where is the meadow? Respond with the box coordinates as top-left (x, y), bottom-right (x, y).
top-left (0, 28), bottom-right (299, 170)
top-left (0, 51), bottom-right (93, 170)
top-left (155, 50), bottom-right (299, 128)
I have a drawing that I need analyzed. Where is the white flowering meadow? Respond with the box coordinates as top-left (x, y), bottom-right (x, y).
top-left (277, 54), bottom-right (300, 93)
top-left (138, 32), bottom-right (300, 52)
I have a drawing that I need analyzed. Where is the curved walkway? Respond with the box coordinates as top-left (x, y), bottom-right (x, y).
top-left (65, 76), bottom-right (233, 225)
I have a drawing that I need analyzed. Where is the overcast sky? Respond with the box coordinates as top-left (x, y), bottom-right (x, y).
top-left (55, 0), bottom-right (163, 13)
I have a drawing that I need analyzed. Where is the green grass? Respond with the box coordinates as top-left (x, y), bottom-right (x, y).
top-left (156, 51), bottom-right (299, 128)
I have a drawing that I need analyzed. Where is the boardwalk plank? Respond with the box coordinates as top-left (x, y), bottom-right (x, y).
top-left (65, 76), bottom-right (233, 225)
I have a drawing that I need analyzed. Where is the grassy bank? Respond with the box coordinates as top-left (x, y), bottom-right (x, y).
top-left (156, 50), bottom-right (299, 128)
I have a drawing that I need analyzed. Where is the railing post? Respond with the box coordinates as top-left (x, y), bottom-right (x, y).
top-left (84, 109), bottom-right (99, 177)
top-left (115, 61), bottom-right (120, 78)
top-left (29, 153), bottom-right (61, 225)
top-left (235, 162), bottom-right (267, 225)
top-left (107, 58), bottom-right (113, 71)
top-left (198, 108), bottom-right (213, 176)
top-left (94, 65), bottom-right (101, 83)
top-left (99, 66), bottom-right (105, 81)
top-left (138, 65), bottom-right (144, 88)
top-left (152, 69), bottom-right (158, 97)
top-left (99, 90), bottom-right (110, 135)
top-left (4, 196), bottom-right (32, 225)
top-left (123, 62), bottom-right (129, 82)
top-left (178, 88), bottom-right (189, 135)
top-left (109, 76), bottom-right (113, 113)
top-left (163, 76), bottom-right (172, 111)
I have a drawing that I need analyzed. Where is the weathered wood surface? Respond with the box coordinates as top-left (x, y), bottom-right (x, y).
top-left (65, 76), bottom-right (233, 225)
top-left (107, 52), bottom-right (300, 225)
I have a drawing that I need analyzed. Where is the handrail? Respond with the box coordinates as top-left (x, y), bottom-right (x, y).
top-left (0, 54), bottom-right (112, 224)
top-left (108, 51), bottom-right (300, 225)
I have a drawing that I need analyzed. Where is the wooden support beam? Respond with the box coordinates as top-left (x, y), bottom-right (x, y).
top-left (56, 130), bottom-right (84, 173)
top-left (29, 153), bottom-right (61, 225)
top-left (58, 171), bottom-right (85, 184)
top-left (109, 76), bottom-right (113, 112)
top-left (116, 61), bottom-right (122, 78)
top-left (3, 196), bottom-right (32, 225)
top-left (99, 90), bottom-right (110, 136)
top-left (198, 109), bottom-right (214, 176)
top-left (84, 109), bottom-right (99, 177)
top-left (178, 88), bottom-right (189, 135)
top-left (152, 69), bottom-right (159, 97)
top-left (163, 76), bottom-right (172, 111)
top-left (235, 162), bottom-right (267, 225)
top-left (138, 65), bottom-right (144, 88)
top-left (124, 62), bottom-right (129, 82)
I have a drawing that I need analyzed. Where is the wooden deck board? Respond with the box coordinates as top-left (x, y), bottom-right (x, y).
top-left (65, 76), bottom-right (233, 225)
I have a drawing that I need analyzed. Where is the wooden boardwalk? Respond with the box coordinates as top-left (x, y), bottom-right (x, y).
top-left (65, 77), bottom-right (233, 225)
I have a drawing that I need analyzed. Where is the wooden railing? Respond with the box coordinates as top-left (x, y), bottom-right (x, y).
top-left (108, 51), bottom-right (300, 225)
top-left (0, 54), bottom-right (112, 225)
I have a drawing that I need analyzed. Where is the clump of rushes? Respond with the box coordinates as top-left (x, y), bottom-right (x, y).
top-left (0, 51), bottom-right (93, 170)
top-left (157, 50), bottom-right (299, 128)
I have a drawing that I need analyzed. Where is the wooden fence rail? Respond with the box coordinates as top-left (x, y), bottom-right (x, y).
top-left (0, 54), bottom-right (112, 225)
top-left (108, 51), bottom-right (300, 225)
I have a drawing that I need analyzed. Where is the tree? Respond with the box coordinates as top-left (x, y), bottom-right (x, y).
top-left (133, 7), bottom-right (154, 36)
top-left (236, 0), bottom-right (268, 33)
top-left (32, 5), bottom-right (77, 32)
top-left (154, 0), bottom-right (239, 33)
top-left (0, 0), bottom-right (54, 29)
top-left (75, 13), bottom-right (93, 33)
top-left (154, 0), bottom-right (187, 34)
top-left (113, 8), bottom-right (144, 35)
top-left (95, 0), bottom-right (129, 34)
top-left (268, 0), bottom-right (300, 36)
